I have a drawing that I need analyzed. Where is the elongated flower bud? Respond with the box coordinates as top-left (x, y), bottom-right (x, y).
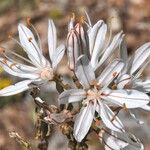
top-left (67, 16), bottom-right (89, 70)
top-left (75, 21), bottom-right (89, 58)
top-left (66, 29), bottom-right (81, 70)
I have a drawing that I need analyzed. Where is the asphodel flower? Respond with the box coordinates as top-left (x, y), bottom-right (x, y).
top-left (0, 19), bottom-right (65, 96)
top-left (66, 13), bottom-right (123, 71)
top-left (59, 55), bottom-right (150, 142)
top-left (116, 41), bottom-right (150, 110)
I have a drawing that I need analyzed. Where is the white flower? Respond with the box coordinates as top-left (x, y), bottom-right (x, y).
top-left (59, 55), bottom-right (150, 142)
top-left (0, 19), bottom-right (65, 96)
top-left (99, 129), bottom-right (144, 150)
top-left (116, 42), bottom-right (150, 110)
top-left (66, 14), bottom-right (123, 71)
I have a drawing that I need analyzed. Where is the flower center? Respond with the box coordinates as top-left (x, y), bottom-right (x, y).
top-left (87, 88), bottom-right (101, 101)
top-left (40, 68), bottom-right (54, 80)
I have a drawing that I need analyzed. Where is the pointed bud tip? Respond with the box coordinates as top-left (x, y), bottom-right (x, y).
top-left (26, 17), bottom-right (32, 26)
top-left (71, 13), bottom-right (75, 20)
top-left (79, 16), bottom-right (85, 24)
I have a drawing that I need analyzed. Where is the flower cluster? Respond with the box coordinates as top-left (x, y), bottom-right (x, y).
top-left (0, 13), bottom-right (150, 149)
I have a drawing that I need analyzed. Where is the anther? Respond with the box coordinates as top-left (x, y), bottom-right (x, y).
top-left (123, 103), bottom-right (128, 112)
top-left (0, 47), bottom-right (5, 55)
top-left (90, 80), bottom-right (97, 86)
top-left (28, 37), bottom-right (32, 42)
top-left (9, 63), bottom-right (17, 69)
top-left (112, 72), bottom-right (118, 77)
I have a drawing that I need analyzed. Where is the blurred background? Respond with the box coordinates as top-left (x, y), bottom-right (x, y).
top-left (0, 0), bottom-right (150, 149)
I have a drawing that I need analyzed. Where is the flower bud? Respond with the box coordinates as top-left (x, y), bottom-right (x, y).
top-left (75, 21), bottom-right (89, 58)
top-left (66, 28), bottom-right (81, 70)
top-left (66, 16), bottom-right (89, 71)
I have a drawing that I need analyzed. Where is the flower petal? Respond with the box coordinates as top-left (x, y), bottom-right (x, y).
top-left (119, 38), bottom-right (128, 62)
top-left (74, 102), bottom-right (95, 142)
top-left (97, 31), bottom-right (123, 68)
top-left (75, 55), bottom-right (95, 89)
top-left (59, 89), bottom-right (86, 104)
top-left (0, 58), bottom-right (39, 79)
top-left (99, 102), bottom-right (124, 132)
top-left (90, 22), bottom-right (107, 69)
top-left (48, 19), bottom-right (57, 61)
top-left (103, 90), bottom-right (150, 108)
top-left (88, 20), bottom-right (104, 55)
top-left (103, 131), bottom-right (128, 150)
top-left (102, 131), bottom-right (144, 150)
top-left (140, 105), bottom-right (150, 111)
top-left (0, 80), bottom-right (32, 96)
top-left (116, 74), bottom-right (131, 89)
top-left (134, 78), bottom-right (150, 93)
top-left (129, 110), bottom-right (144, 125)
top-left (51, 44), bottom-right (65, 69)
top-left (18, 24), bottom-right (47, 67)
top-left (97, 59), bottom-right (124, 87)
top-left (128, 42), bottom-right (150, 74)
top-left (75, 23), bottom-right (89, 58)
top-left (119, 38), bottom-right (128, 74)
top-left (66, 29), bottom-right (80, 70)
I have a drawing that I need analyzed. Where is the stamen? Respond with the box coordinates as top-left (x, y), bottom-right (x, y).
top-left (30, 23), bottom-right (43, 51)
top-left (84, 10), bottom-right (92, 27)
top-left (111, 108), bottom-right (121, 122)
top-left (2, 45), bottom-right (34, 66)
top-left (28, 38), bottom-right (43, 65)
top-left (8, 51), bottom-right (34, 66)
top-left (20, 25), bottom-right (42, 66)
top-left (10, 36), bottom-right (41, 67)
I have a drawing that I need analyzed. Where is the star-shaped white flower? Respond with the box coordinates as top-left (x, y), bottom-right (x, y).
top-left (0, 19), bottom-right (65, 96)
top-left (116, 41), bottom-right (150, 110)
top-left (59, 56), bottom-right (150, 142)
